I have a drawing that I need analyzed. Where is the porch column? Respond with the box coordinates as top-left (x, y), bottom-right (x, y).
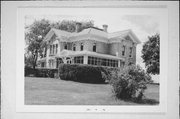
top-left (118, 60), bottom-right (121, 67)
top-left (83, 55), bottom-right (88, 64)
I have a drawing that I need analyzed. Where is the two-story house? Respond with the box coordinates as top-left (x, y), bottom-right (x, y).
top-left (37, 23), bottom-right (141, 69)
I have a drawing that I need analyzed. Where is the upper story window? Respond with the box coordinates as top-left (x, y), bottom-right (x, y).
top-left (80, 43), bottom-right (83, 51)
top-left (93, 43), bottom-right (96, 52)
top-left (53, 45), bottom-right (55, 54)
top-left (43, 47), bottom-right (47, 57)
top-left (73, 44), bottom-right (76, 51)
top-left (49, 44), bottom-right (58, 55)
top-left (122, 45), bottom-right (126, 56)
top-left (129, 47), bottom-right (133, 57)
top-left (50, 45), bottom-right (52, 54)
top-left (56, 44), bottom-right (58, 54)
top-left (64, 43), bottom-right (68, 50)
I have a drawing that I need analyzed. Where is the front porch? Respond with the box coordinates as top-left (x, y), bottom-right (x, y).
top-left (53, 50), bottom-right (125, 68)
top-left (38, 50), bottom-right (125, 69)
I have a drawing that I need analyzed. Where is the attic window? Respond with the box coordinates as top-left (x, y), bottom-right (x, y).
top-left (125, 35), bottom-right (132, 41)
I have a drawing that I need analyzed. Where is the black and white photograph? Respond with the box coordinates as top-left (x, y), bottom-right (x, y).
top-left (24, 14), bottom-right (160, 106)
top-left (1, 1), bottom-right (179, 119)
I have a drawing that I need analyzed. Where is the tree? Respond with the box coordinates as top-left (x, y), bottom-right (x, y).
top-left (25, 19), bottom-right (51, 69)
top-left (25, 19), bottom-right (94, 69)
top-left (51, 20), bottom-right (94, 32)
top-left (141, 34), bottom-right (160, 75)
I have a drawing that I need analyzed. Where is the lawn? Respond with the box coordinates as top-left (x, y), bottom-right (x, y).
top-left (25, 77), bottom-right (159, 105)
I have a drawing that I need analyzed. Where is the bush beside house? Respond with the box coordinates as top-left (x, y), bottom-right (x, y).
top-left (111, 65), bottom-right (151, 101)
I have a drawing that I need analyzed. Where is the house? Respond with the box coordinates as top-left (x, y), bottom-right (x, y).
top-left (37, 23), bottom-right (141, 69)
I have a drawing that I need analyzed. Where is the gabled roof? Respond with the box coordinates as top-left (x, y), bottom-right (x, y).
top-left (108, 29), bottom-right (141, 44)
top-left (44, 27), bottom-right (141, 44)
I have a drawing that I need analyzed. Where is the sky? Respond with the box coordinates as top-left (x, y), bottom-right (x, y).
top-left (25, 14), bottom-right (160, 73)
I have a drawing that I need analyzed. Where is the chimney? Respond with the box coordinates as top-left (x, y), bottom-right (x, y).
top-left (102, 24), bottom-right (108, 32)
top-left (75, 22), bottom-right (81, 32)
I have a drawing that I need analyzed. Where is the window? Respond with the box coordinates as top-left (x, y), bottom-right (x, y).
top-left (41, 62), bottom-right (46, 68)
top-left (50, 45), bottom-right (52, 55)
top-left (88, 56), bottom-right (118, 67)
top-left (93, 43), bottom-right (96, 52)
top-left (122, 45), bottom-right (126, 56)
top-left (74, 56), bottom-right (84, 64)
top-left (129, 47), bottom-right (133, 57)
top-left (49, 60), bottom-right (55, 68)
top-left (56, 44), bottom-right (58, 54)
top-left (121, 61), bottom-right (125, 68)
top-left (80, 43), bottom-right (83, 51)
top-left (44, 47), bottom-right (47, 57)
top-left (73, 44), bottom-right (76, 51)
top-left (128, 62), bottom-right (133, 66)
top-left (64, 43), bottom-right (68, 50)
top-left (53, 45), bottom-right (55, 54)
top-left (66, 58), bottom-right (71, 64)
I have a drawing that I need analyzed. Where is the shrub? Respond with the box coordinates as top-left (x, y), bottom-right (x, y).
top-left (59, 64), bottom-right (115, 83)
top-left (25, 66), bottom-right (58, 78)
top-left (112, 65), bottom-right (151, 101)
top-left (25, 66), bottom-right (36, 76)
top-left (35, 68), bottom-right (58, 78)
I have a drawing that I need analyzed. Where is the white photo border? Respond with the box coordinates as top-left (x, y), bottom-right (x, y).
top-left (16, 4), bottom-right (168, 113)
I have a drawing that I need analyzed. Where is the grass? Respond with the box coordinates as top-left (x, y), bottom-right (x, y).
top-left (25, 77), bottom-right (159, 105)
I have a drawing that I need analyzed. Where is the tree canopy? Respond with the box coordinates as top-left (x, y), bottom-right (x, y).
top-left (141, 34), bottom-right (160, 75)
top-left (25, 19), bottom-right (94, 69)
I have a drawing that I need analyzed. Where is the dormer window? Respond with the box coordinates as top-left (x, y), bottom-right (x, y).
top-left (73, 44), bottom-right (76, 51)
top-left (122, 45), bottom-right (126, 56)
top-left (129, 47), bottom-right (133, 57)
top-left (93, 43), bottom-right (96, 52)
top-left (80, 43), bottom-right (83, 51)
top-left (64, 43), bottom-right (68, 50)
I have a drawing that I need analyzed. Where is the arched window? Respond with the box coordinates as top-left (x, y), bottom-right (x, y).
top-left (80, 43), bottom-right (83, 51)
top-left (93, 43), bottom-right (96, 52)
top-left (73, 44), bottom-right (76, 51)
top-left (64, 43), bottom-right (68, 50)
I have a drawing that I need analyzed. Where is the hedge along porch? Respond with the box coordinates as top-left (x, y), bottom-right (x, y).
top-left (46, 49), bottom-right (125, 69)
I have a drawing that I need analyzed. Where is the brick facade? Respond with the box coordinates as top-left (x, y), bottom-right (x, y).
top-left (38, 27), bottom-right (140, 68)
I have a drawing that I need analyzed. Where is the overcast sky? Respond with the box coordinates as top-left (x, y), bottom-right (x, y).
top-left (25, 14), bottom-right (160, 71)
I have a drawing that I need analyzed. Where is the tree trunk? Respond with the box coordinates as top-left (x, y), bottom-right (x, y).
top-left (32, 53), bottom-right (38, 70)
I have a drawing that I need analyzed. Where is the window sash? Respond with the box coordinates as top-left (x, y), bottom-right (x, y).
top-left (87, 56), bottom-right (118, 67)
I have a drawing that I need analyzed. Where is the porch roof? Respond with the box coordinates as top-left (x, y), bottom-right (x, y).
top-left (56, 50), bottom-right (125, 61)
